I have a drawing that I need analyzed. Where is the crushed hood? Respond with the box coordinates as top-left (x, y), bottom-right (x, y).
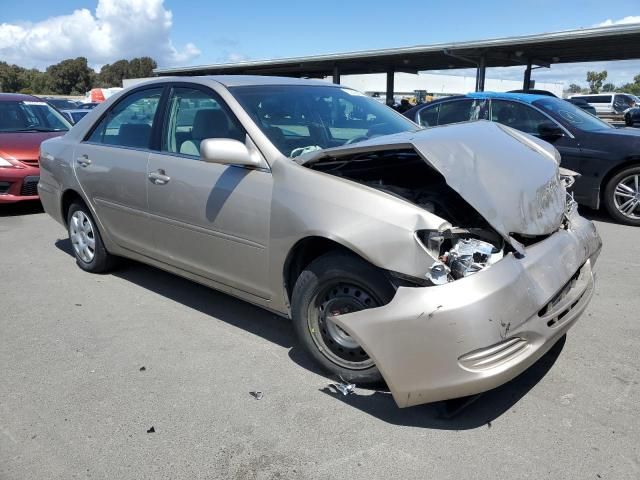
top-left (298, 120), bottom-right (566, 239)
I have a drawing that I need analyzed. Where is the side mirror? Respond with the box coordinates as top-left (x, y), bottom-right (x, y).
top-left (538, 121), bottom-right (563, 138)
top-left (200, 138), bottom-right (262, 168)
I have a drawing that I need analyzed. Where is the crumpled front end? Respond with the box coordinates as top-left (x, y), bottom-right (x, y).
top-left (332, 210), bottom-right (602, 408)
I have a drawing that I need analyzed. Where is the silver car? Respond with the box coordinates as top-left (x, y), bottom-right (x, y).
top-left (38, 76), bottom-right (602, 408)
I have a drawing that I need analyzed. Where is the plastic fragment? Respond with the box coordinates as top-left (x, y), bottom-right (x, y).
top-left (249, 391), bottom-right (263, 400)
top-left (146, 426), bottom-right (155, 433)
top-left (139, 366), bottom-right (146, 371)
top-left (331, 381), bottom-right (355, 396)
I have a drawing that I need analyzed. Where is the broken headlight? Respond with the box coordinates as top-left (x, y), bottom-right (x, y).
top-left (416, 229), bottom-right (504, 285)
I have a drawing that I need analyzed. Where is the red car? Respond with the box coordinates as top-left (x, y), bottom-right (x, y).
top-left (0, 93), bottom-right (71, 204)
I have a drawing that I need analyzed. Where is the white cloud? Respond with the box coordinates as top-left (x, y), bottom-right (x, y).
top-left (595, 15), bottom-right (640, 27)
top-left (0, 0), bottom-right (200, 69)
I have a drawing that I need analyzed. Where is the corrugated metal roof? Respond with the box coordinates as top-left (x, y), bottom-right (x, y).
top-left (155, 24), bottom-right (640, 77)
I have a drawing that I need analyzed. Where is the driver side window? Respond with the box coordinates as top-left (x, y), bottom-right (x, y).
top-left (490, 100), bottom-right (550, 136)
top-left (162, 87), bottom-right (245, 157)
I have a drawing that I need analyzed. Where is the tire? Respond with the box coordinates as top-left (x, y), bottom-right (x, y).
top-left (67, 201), bottom-right (116, 273)
top-left (291, 251), bottom-right (395, 384)
top-left (603, 165), bottom-right (640, 226)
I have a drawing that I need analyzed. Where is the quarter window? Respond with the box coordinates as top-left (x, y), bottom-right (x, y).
top-left (162, 87), bottom-right (245, 157)
top-left (490, 100), bottom-right (550, 136)
top-left (418, 104), bottom-right (439, 127)
top-left (87, 88), bottom-right (162, 148)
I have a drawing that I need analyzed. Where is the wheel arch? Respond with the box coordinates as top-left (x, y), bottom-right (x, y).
top-left (599, 156), bottom-right (640, 204)
top-left (282, 236), bottom-right (383, 307)
top-left (60, 189), bottom-right (88, 226)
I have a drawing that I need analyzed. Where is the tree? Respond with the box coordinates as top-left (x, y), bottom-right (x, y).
top-left (46, 57), bottom-right (94, 95)
top-left (602, 83), bottom-right (616, 92)
top-left (0, 62), bottom-right (28, 92)
top-left (127, 57), bottom-right (157, 79)
top-left (98, 57), bottom-right (157, 87)
top-left (619, 74), bottom-right (640, 96)
top-left (586, 70), bottom-right (608, 94)
top-left (567, 83), bottom-right (582, 93)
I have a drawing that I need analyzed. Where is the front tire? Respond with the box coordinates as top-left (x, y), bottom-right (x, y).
top-left (67, 202), bottom-right (116, 273)
top-left (291, 252), bottom-right (395, 384)
top-left (603, 165), bottom-right (640, 226)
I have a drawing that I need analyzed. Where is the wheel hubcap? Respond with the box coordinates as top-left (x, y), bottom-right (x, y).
top-left (309, 283), bottom-right (379, 370)
top-left (69, 211), bottom-right (96, 263)
top-left (613, 174), bottom-right (640, 220)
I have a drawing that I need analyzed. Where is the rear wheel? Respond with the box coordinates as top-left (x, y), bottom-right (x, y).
top-left (291, 252), bottom-right (395, 383)
top-left (67, 202), bottom-right (116, 272)
top-left (603, 165), bottom-right (640, 226)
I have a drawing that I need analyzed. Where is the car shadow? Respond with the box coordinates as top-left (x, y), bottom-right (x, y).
top-left (578, 205), bottom-right (620, 226)
top-left (55, 237), bottom-right (566, 430)
top-left (304, 336), bottom-right (566, 430)
top-left (0, 201), bottom-right (44, 217)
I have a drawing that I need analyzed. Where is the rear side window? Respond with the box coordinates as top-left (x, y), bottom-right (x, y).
top-left (573, 95), bottom-right (612, 103)
top-left (436, 99), bottom-right (487, 126)
top-left (87, 88), bottom-right (163, 148)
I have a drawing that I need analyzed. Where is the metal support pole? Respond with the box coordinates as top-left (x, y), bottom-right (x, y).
top-left (332, 66), bottom-right (340, 85)
top-left (386, 68), bottom-right (395, 106)
top-left (475, 55), bottom-right (486, 92)
top-left (523, 60), bottom-right (532, 91)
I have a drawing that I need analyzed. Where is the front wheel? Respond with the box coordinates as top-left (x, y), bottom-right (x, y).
top-left (603, 165), bottom-right (640, 226)
top-left (291, 252), bottom-right (395, 384)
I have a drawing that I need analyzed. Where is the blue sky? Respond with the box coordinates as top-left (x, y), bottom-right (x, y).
top-left (1, 0), bottom-right (639, 87)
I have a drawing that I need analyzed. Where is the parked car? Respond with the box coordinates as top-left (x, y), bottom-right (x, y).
top-left (624, 100), bottom-right (640, 126)
top-left (77, 102), bottom-right (100, 110)
top-left (566, 98), bottom-right (598, 116)
top-left (61, 109), bottom-right (90, 124)
top-left (404, 92), bottom-right (640, 225)
top-left (568, 93), bottom-right (637, 115)
top-left (0, 93), bottom-right (71, 203)
top-left (43, 98), bottom-right (80, 111)
top-left (39, 77), bottom-right (601, 408)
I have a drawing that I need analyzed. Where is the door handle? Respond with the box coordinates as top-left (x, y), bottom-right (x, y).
top-left (148, 169), bottom-right (171, 185)
top-left (77, 154), bottom-right (91, 167)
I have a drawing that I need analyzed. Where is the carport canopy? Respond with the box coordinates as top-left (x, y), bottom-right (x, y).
top-left (154, 24), bottom-right (640, 104)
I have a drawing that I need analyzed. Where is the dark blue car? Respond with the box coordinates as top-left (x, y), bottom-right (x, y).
top-left (404, 92), bottom-right (640, 226)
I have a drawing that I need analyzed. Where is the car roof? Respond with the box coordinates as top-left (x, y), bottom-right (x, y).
top-left (0, 92), bottom-right (43, 102)
top-left (155, 75), bottom-right (336, 88)
top-left (466, 91), bottom-right (552, 103)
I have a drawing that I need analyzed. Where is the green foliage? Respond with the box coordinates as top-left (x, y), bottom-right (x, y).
top-left (619, 74), bottom-right (640, 96)
top-left (586, 70), bottom-right (608, 94)
top-left (567, 83), bottom-right (582, 93)
top-left (98, 57), bottom-right (157, 87)
top-left (0, 57), bottom-right (157, 94)
top-left (601, 83), bottom-right (616, 92)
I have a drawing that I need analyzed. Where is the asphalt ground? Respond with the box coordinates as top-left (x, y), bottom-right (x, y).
top-left (1, 202), bottom-right (639, 480)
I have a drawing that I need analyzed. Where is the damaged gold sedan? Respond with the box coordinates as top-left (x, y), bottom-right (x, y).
top-left (39, 76), bottom-right (602, 408)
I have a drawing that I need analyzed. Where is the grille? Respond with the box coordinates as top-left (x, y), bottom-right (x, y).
top-left (20, 176), bottom-right (39, 196)
top-left (0, 182), bottom-right (10, 194)
top-left (459, 337), bottom-right (529, 371)
top-left (20, 159), bottom-right (39, 168)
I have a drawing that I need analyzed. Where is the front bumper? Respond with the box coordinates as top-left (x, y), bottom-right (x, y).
top-left (0, 167), bottom-right (40, 203)
top-left (334, 212), bottom-right (602, 408)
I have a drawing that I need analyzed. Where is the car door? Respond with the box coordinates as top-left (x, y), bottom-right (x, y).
top-left (74, 86), bottom-right (163, 254)
top-left (489, 99), bottom-right (583, 171)
top-left (146, 84), bottom-right (273, 299)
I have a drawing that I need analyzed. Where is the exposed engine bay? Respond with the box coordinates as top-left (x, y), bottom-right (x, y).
top-left (307, 149), bottom-right (508, 284)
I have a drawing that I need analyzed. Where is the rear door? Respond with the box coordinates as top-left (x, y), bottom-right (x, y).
top-left (146, 84), bottom-right (273, 299)
top-left (74, 86), bottom-right (163, 254)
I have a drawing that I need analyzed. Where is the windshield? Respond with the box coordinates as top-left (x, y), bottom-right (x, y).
top-left (0, 100), bottom-right (71, 133)
top-left (230, 85), bottom-right (418, 157)
top-left (534, 97), bottom-right (612, 132)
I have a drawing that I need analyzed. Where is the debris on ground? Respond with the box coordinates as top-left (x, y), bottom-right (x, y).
top-left (249, 391), bottom-right (264, 400)
top-left (139, 366), bottom-right (146, 371)
top-left (146, 426), bottom-right (155, 433)
top-left (331, 381), bottom-right (355, 396)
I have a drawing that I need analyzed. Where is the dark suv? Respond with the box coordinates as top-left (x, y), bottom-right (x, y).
top-left (404, 92), bottom-right (640, 226)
